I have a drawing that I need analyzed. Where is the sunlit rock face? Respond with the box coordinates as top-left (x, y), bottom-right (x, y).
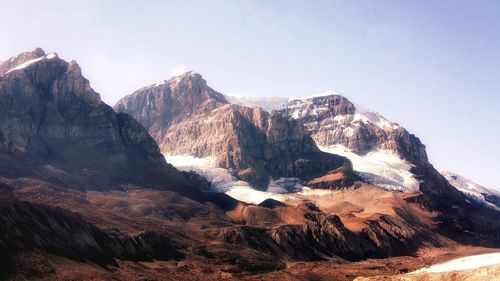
top-left (0, 49), bottom-right (190, 192)
top-left (115, 72), bottom-right (356, 190)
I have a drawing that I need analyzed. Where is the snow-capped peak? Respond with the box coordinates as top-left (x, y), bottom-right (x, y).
top-left (224, 91), bottom-right (400, 133)
top-left (289, 90), bottom-right (341, 101)
top-left (441, 171), bottom-right (499, 196)
top-left (225, 90), bottom-right (344, 112)
top-left (4, 52), bottom-right (58, 74)
top-left (441, 170), bottom-right (500, 210)
top-left (224, 94), bottom-right (289, 112)
top-left (353, 105), bottom-right (400, 130)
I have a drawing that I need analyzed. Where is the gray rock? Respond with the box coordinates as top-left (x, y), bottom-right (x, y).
top-left (0, 49), bottom-right (191, 194)
top-left (115, 72), bottom-right (355, 190)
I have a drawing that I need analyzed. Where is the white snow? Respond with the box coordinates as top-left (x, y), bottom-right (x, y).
top-left (224, 90), bottom-right (341, 112)
top-left (224, 94), bottom-right (288, 112)
top-left (343, 127), bottom-right (354, 137)
top-left (164, 154), bottom-right (289, 204)
top-left (412, 252), bottom-right (500, 274)
top-left (441, 170), bottom-right (500, 210)
top-left (291, 109), bottom-right (301, 119)
top-left (441, 171), bottom-right (499, 196)
top-left (319, 144), bottom-right (420, 192)
top-left (164, 149), bottom-right (420, 203)
top-left (225, 91), bottom-right (401, 134)
top-left (333, 115), bottom-right (346, 123)
top-left (290, 90), bottom-right (340, 101)
top-left (352, 105), bottom-right (399, 130)
top-left (4, 53), bottom-right (57, 74)
top-left (154, 80), bottom-right (166, 86)
top-left (296, 187), bottom-right (341, 197)
top-left (267, 177), bottom-right (305, 193)
top-left (226, 186), bottom-right (288, 205)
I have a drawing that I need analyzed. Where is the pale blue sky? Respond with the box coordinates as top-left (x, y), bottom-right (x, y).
top-left (1, 0), bottom-right (499, 190)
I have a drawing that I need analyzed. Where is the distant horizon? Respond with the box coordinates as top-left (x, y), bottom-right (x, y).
top-left (1, 0), bottom-right (499, 191)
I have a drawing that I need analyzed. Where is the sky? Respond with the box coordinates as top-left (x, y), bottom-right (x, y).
top-left (1, 0), bottom-right (499, 190)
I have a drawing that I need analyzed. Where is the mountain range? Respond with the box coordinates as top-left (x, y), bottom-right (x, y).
top-left (0, 49), bottom-right (499, 281)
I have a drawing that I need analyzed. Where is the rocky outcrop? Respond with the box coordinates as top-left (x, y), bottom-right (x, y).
top-left (0, 49), bottom-right (191, 193)
top-left (115, 72), bottom-right (355, 190)
top-left (215, 204), bottom-right (437, 262)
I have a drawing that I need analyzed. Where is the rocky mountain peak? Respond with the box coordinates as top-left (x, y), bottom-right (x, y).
top-left (0, 49), bottom-right (192, 193)
top-left (114, 71), bottom-right (228, 129)
top-left (170, 71), bottom-right (204, 84)
top-left (0, 48), bottom-right (51, 75)
top-left (286, 93), bottom-right (357, 117)
top-left (1, 49), bottom-right (101, 106)
top-left (167, 71), bottom-right (227, 105)
top-left (116, 74), bottom-right (357, 190)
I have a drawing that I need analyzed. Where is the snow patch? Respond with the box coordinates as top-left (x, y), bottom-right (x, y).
top-left (5, 53), bottom-right (57, 74)
top-left (224, 90), bottom-right (341, 112)
top-left (226, 186), bottom-right (287, 205)
top-left (441, 170), bottom-right (500, 210)
top-left (224, 91), bottom-right (400, 134)
top-left (290, 90), bottom-right (340, 101)
top-left (164, 154), bottom-right (288, 204)
top-left (267, 178), bottom-right (305, 193)
top-left (412, 252), bottom-right (500, 273)
top-left (154, 80), bottom-right (166, 87)
top-left (224, 94), bottom-right (288, 112)
top-left (353, 105), bottom-right (399, 130)
top-left (319, 144), bottom-right (420, 192)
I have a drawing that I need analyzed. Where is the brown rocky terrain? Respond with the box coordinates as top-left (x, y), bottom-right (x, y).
top-left (2, 177), bottom-right (498, 281)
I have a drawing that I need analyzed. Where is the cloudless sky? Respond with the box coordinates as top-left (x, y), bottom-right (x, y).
top-left (1, 0), bottom-right (499, 190)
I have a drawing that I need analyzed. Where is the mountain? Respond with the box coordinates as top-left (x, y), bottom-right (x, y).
top-left (220, 92), bottom-right (500, 246)
top-left (442, 171), bottom-right (500, 209)
top-left (1, 49), bottom-right (499, 280)
top-left (0, 48), bottom-right (190, 193)
top-left (238, 93), bottom-right (500, 206)
top-left (115, 72), bottom-right (356, 190)
top-left (229, 93), bottom-right (427, 191)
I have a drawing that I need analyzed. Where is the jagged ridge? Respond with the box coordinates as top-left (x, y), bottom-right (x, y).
top-left (115, 72), bottom-right (356, 190)
top-left (0, 48), bottom-right (192, 194)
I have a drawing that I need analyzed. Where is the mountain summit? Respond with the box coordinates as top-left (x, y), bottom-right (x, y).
top-left (115, 73), bottom-right (356, 190)
top-left (0, 49), bottom-right (190, 192)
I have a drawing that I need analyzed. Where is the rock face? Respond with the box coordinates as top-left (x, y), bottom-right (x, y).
top-left (229, 93), bottom-right (500, 246)
top-left (115, 72), bottom-right (355, 190)
top-left (278, 94), bottom-right (428, 166)
top-left (0, 49), bottom-right (190, 193)
top-left (441, 171), bottom-right (500, 208)
top-left (276, 94), bottom-right (500, 246)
